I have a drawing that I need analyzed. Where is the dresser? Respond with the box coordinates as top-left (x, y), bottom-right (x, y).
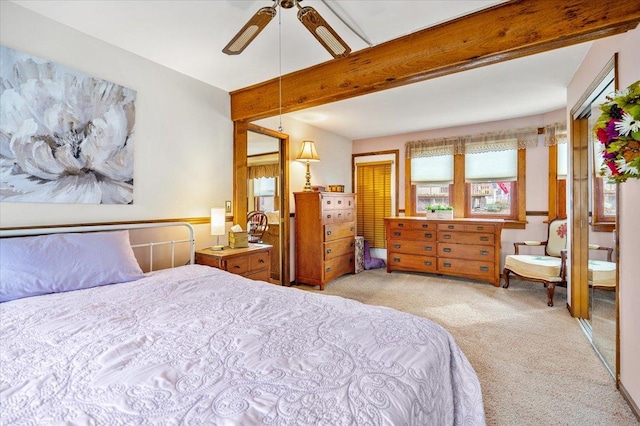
top-left (385, 217), bottom-right (503, 286)
top-left (195, 244), bottom-right (272, 282)
top-left (294, 192), bottom-right (356, 290)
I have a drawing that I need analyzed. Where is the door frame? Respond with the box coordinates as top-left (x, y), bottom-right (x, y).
top-left (234, 121), bottom-right (290, 285)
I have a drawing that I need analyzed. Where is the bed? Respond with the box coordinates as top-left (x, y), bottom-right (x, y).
top-left (0, 222), bottom-right (486, 425)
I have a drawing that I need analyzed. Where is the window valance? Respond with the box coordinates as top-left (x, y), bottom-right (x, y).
top-left (544, 122), bottom-right (567, 146)
top-left (406, 126), bottom-right (539, 158)
top-left (248, 163), bottom-right (279, 179)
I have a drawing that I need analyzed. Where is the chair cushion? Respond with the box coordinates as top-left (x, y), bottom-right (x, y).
top-left (588, 260), bottom-right (616, 288)
top-left (504, 255), bottom-right (564, 282)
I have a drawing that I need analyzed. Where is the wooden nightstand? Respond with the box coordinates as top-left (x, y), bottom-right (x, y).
top-left (195, 244), bottom-right (272, 282)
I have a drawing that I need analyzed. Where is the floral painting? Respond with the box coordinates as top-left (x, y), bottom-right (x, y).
top-left (0, 46), bottom-right (136, 204)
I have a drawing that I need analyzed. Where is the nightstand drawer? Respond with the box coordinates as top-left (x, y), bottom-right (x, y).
top-left (249, 251), bottom-right (270, 271)
top-left (226, 256), bottom-right (250, 275)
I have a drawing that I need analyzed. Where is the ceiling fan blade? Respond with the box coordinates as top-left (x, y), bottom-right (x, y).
top-left (222, 6), bottom-right (277, 55)
top-left (297, 5), bottom-right (351, 59)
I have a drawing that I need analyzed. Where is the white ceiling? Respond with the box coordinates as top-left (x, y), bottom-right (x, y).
top-left (11, 0), bottom-right (593, 140)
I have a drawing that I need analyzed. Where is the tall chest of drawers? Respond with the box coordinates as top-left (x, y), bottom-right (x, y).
top-left (295, 192), bottom-right (356, 290)
top-left (385, 217), bottom-right (503, 286)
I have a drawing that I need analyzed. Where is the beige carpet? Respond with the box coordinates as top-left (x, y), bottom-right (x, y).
top-left (295, 269), bottom-right (638, 426)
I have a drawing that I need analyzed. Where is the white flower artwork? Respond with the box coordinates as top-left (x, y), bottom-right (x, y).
top-left (0, 46), bottom-right (136, 204)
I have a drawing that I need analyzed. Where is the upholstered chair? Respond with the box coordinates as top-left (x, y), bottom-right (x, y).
top-left (503, 218), bottom-right (568, 307)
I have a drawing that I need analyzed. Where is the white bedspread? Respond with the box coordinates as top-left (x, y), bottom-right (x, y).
top-left (1, 265), bottom-right (485, 425)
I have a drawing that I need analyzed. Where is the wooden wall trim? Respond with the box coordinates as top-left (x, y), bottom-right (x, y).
top-left (231, 0), bottom-right (640, 122)
top-left (0, 217), bottom-right (215, 231)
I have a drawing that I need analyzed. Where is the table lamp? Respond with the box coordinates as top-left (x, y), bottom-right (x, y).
top-left (210, 207), bottom-right (226, 250)
top-left (296, 140), bottom-right (321, 192)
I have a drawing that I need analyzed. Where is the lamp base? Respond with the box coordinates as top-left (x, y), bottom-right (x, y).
top-left (303, 160), bottom-right (313, 191)
top-left (210, 245), bottom-right (224, 251)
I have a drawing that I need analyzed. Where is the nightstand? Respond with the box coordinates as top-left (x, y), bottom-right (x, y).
top-left (195, 243), bottom-right (272, 282)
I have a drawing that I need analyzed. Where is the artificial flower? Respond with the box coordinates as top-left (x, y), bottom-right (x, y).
top-left (592, 80), bottom-right (640, 183)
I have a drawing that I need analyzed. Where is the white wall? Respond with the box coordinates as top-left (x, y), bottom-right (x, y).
top-left (0, 2), bottom-right (233, 228)
top-left (568, 25), bottom-right (640, 412)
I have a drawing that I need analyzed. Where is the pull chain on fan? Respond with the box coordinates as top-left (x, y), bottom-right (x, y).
top-left (222, 0), bottom-right (351, 59)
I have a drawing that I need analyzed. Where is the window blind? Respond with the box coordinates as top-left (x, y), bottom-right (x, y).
top-left (356, 162), bottom-right (392, 249)
top-left (411, 155), bottom-right (453, 183)
top-left (465, 148), bottom-right (517, 182)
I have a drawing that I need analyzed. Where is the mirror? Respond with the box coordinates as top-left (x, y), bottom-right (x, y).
top-left (571, 56), bottom-right (618, 378)
top-left (247, 128), bottom-right (289, 285)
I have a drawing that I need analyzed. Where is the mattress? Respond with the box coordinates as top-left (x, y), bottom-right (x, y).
top-left (0, 265), bottom-right (486, 425)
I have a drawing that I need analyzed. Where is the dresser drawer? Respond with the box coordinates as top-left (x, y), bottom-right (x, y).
top-left (323, 208), bottom-right (354, 224)
top-left (388, 252), bottom-right (437, 272)
top-left (388, 240), bottom-right (436, 255)
top-left (323, 253), bottom-right (354, 282)
top-left (388, 219), bottom-right (435, 231)
top-left (322, 195), bottom-right (353, 210)
top-left (438, 231), bottom-right (494, 245)
top-left (325, 222), bottom-right (355, 241)
top-left (438, 243), bottom-right (495, 260)
top-left (438, 258), bottom-right (494, 279)
top-left (388, 229), bottom-right (435, 241)
top-left (437, 223), bottom-right (496, 233)
top-left (324, 238), bottom-right (355, 260)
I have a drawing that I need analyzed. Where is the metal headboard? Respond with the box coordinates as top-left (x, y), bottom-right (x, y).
top-left (0, 222), bottom-right (195, 272)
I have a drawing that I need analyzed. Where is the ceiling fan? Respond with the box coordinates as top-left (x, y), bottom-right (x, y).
top-left (222, 0), bottom-right (351, 59)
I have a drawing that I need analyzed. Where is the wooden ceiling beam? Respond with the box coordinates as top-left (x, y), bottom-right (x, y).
top-left (230, 0), bottom-right (640, 123)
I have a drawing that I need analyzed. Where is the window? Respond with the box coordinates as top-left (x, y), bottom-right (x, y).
top-left (410, 154), bottom-right (453, 213)
top-left (465, 144), bottom-right (517, 219)
top-left (356, 161), bottom-right (392, 248)
top-left (406, 129), bottom-right (532, 224)
top-left (547, 122), bottom-right (568, 220)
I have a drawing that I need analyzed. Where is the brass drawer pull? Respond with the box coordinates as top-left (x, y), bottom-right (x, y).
top-left (444, 234), bottom-right (451, 239)
top-left (425, 247), bottom-right (432, 251)
top-left (421, 224), bottom-right (428, 228)
top-left (424, 261), bottom-right (432, 266)
top-left (480, 250), bottom-right (489, 256)
top-left (326, 267), bottom-right (331, 272)
top-left (425, 233), bottom-right (432, 238)
top-left (350, 242), bottom-right (354, 247)
top-left (393, 257), bottom-right (401, 262)
top-left (394, 244), bottom-right (401, 249)
top-left (443, 248), bottom-right (451, 253)
top-left (443, 262), bottom-right (452, 268)
top-left (259, 259), bottom-right (265, 264)
top-left (394, 231), bottom-right (401, 236)
top-left (327, 248), bottom-right (332, 254)
top-left (327, 214), bottom-right (332, 219)
top-left (448, 225), bottom-right (454, 229)
top-left (337, 213), bottom-right (342, 218)
top-left (398, 223), bottom-right (404, 227)
top-left (327, 200), bottom-right (331, 205)
top-left (480, 266), bottom-right (489, 271)
top-left (234, 265), bottom-right (241, 269)
top-left (477, 226), bottom-right (484, 230)
top-left (350, 226), bottom-right (354, 232)
top-left (480, 236), bottom-right (489, 241)
top-left (327, 231), bottom-right (332, 236)
top-left (338, 200), bottom-right (342, 205)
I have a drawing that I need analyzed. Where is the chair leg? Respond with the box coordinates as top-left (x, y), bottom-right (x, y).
top-left (546, 283), bottom-right (555, 307)
top-left (502, 268), bottom-right (510, 288)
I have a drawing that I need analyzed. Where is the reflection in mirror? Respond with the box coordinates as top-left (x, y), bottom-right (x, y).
top-left (573, 60), bottom-right (617, 378)
top-left (248, 131), bottom-right (282, 283)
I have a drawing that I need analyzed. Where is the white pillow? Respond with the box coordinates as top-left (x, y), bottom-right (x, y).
top-left (0, 230), bottom-right (144, 302)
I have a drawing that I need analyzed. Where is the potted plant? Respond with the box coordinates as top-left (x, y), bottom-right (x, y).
top-left (426, 204), bottom-right (454, 220)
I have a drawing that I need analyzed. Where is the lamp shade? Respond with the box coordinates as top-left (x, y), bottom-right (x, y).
top-left (296, 141), bottom-right (320, 162)
top-left (210, 208), bottom-right (226, 236)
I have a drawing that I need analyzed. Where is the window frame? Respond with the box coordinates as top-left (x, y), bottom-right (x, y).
top-left (406, 149), bottom-right (526, 227)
